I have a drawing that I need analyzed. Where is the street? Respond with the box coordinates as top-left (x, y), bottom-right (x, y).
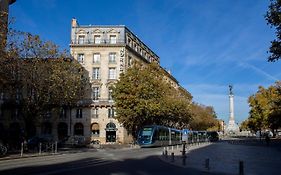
top-left (1, 139), bottom-right (281, 175)
top-left (0, 147), bottom-right (203, 175)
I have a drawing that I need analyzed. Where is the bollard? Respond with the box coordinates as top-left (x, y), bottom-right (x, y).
top-left (55, 141), bottom-right (57, 154)
top-left (51, 143), bottom-right (54, 154)
top-left (20, 142), bottom-right (24, 157)
top-left (182, 141), bottom-right (187, 166)
top-left (39, 143), bottom-right (42, 155)
top-left (205, 158), bottom-right (210, 170)
top-left (182, 142), bottom-right (186, 155)
top-left (182, 154), bottom-right (186, 165)
top-left (171, 152), bottom-right (174, 162)
top-left (239, 161), bottom-right (244, 175)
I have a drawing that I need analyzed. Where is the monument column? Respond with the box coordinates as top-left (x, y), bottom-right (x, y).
top-left (229, 85), bottom-right (235, 125)
top-left (227, 85), bottom-right (239, 133)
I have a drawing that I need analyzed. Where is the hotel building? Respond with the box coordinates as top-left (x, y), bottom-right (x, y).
top-left (69, 18), bottom-right (180, 144)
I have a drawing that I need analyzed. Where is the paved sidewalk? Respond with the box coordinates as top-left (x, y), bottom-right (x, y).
top-left (0, 143), bottom-right (139, 161)
top-left (160, 141), bottom-right (281, 175)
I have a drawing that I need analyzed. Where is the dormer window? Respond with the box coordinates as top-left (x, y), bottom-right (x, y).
top-left (94, 35), bottom-right (101, 44)
top-left (78, 35), bottom-right (85, 44)
top-left (110, 35), bottom-right (117, 44)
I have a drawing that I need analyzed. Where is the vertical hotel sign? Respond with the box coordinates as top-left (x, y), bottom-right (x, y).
top-left (120, 48), bottom-right (125, 73)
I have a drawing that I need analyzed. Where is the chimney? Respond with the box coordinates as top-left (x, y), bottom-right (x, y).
top-left (71, 18), bottom-right (78, 27)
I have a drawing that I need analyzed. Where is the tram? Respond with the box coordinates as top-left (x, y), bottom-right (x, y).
top-left (137, 125), bottom-right (219, 148)
top-left (137, 125), bottom-right (182, 147)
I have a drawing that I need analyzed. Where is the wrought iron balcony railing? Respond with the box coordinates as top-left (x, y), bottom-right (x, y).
top-left (71, 39), bottom-right (125, 45)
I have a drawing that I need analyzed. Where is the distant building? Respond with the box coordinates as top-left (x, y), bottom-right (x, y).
top-left (69, 18), bottom-right (181, 143)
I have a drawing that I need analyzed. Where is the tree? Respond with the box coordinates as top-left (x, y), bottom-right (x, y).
top-left (265, 0), bottom-right (281, 62)
top-left (112, 62), bottom-right (192, 138)
top-left (247, 82), bottom-right (281, 133)
top-left (189, 103), bottom-right (218, 131)
top-left (2, 31), bottom-right (89, 138)
top-left (240, 119), bottom-right (250, 131)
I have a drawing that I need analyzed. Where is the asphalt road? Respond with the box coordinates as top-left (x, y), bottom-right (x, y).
top-left (0, 147), bottom-right (216, 175)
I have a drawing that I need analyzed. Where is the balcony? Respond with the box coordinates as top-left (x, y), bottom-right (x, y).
top-left (80, 98), bottom-right (114, 107)
top-left (70, 39), bottom-right (125, 46)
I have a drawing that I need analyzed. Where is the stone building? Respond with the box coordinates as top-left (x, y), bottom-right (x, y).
top-left (0, 17), bottom-right (182, 145)
top-left (69, 18), bottom-right (180, 144)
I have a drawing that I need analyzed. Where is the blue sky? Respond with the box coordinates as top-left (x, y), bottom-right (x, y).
top-left (9, 0), bottom-right (281, 124)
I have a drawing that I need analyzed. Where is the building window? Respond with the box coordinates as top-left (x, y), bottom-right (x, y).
top-left (93, 53), bottom-right (100, 64)
top-left (57, 122), bottom-right (68, 140)
top-left (108, 68), bottom-right (116, 79)
top-left (94, 35), bottom-right (101, 44)
top-left (76, 108), bottom-right (82, 118)
top-left (108, 108), bottom-right (115, 118)
top-left (128, 38), bottom-right (131, 47)
top-left (16, 88), bottom-right (21, 101)
top-left (110, 35), bottom-right (117, 44)
top-left (92, 108), bottom-right (99, 118)
top-left (108, 88), bottom-right (113, 101)
top-left (78, 54), bottom-right (84, 64)
top-left (74, 123), bottom-right (84, 136)
top-left (78, 35), bottom-right (85, 44)
top-left (109, 53), bottom-right (116, 63)
top-left (92, 87), bottom-right (100, 101)
top-left (91, 123), bottom-right (100, 136)
top-left (128, 56), bottom-right (132, 67)
top-left (60, 107), bottom-right (67, 119)
top-left (43, 110), bottom-right (51, 119)
top-left (92, 68), bottom-right (100, 80)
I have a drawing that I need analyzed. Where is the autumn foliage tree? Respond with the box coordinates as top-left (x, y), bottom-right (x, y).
top-left (1, 30), bottom-right (89, 138)
top-left (189, 103), bottom-right (218, 131)
top-left (247, 81), bottom-right (281, 133)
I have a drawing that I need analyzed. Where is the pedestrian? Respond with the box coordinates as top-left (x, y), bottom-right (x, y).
top-left (265, 134), bottom-right (270, 146)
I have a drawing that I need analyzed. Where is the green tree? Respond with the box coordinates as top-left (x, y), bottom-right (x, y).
top-left (112, 62), bottom-right (192, 137)
top-left (265, 0), bottom-right (281, 62)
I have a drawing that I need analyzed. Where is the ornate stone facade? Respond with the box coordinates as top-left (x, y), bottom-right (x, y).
top-left (69, 18), bottom-right (179, 144)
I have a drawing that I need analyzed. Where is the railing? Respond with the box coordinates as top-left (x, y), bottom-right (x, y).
top-left (71, 39), bottom-right (125, 45)
top-left (80, 98), bottom-right (114, 106)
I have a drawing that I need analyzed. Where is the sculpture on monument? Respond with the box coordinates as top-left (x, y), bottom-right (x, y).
top-left (226, 85), bottom-right (239, 134)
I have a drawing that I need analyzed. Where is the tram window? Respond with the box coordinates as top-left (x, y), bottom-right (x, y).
top-left (153, 129), bottom-right (159, 140)
top-left (171, 131), bottom-right (175, 141)
top-left (141, 127), bottom-right (152, 136)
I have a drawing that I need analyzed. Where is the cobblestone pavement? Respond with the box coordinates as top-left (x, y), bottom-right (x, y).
top-left (160, 140), bottom-right (281, 175)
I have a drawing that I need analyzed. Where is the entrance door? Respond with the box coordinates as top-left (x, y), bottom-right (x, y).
top-left (106, 131), bottom-right (116, 142)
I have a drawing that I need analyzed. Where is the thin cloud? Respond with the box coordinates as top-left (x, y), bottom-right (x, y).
top-left (238, 62), bottom-right (279, 81)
